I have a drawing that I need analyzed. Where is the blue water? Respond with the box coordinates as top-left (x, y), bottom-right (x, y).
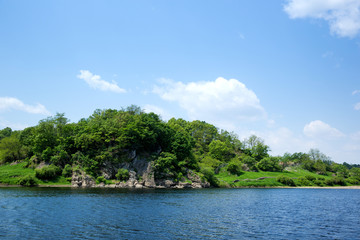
top-left (0, 188), bottom-right (359, 239)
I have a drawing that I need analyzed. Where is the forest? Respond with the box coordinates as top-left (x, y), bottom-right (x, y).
top-left (0, 105), bottom-right (360, 187)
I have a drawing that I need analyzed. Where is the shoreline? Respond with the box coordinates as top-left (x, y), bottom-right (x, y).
top-left (1, 183), bottom-right (360, 189)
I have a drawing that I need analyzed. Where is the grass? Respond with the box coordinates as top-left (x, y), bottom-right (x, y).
top-left (216, 166), bottom-right (333, 187)
top-left (0, 162), bottom-right (71, 186)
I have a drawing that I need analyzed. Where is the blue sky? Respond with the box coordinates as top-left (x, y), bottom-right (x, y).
top-left (1, 0), bottom-right (360, 163)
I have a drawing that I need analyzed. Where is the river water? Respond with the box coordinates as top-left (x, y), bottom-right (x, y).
top-left (0, 188), bottom-right (359, 239)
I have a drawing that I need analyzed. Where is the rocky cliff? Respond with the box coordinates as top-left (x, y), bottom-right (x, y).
top-left (71, 150), bottom-right (210, 189)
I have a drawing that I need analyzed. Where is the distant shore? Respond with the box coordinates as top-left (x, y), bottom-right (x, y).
top-left (1, 183), bottom-right (360, 189)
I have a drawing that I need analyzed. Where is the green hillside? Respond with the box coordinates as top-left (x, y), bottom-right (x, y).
top-left (0, 105), bottom-right (359, 187)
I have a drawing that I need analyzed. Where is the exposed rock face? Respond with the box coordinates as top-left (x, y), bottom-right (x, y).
top-left (71, 169), bottom-right (96, 187)
top-left (71, 150), bottom-right (210, 189)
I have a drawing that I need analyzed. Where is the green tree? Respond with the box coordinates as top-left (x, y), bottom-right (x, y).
top-left (0, 127), bottom-right (12, 140)
top-left (0, 136), bottom-right (27, 163)
top-left (256, 156), bottom-right (281, 172)
top-left (116, 168), bottom-right (130, 181)
top-left (208, 140), bottom-right (232, 162)
top-left (244, 135), bottom-right (270, 161)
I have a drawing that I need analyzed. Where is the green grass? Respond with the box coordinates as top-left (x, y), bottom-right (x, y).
top-left (0, 162), bottom-right (71, 186)
top-left (216, 167), bottom-right (333, 187)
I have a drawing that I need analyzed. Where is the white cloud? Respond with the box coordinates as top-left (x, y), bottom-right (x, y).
top-left (143, 104), bottom-right (172, 121)
top-left (355, 102), bottom-right (360, 110)
top-left (284, 0), bottom-right (360, 38)
top-left (0, 97), bottom-right (50, 115)
top-left (153, 77), bottom-right (266, 129)
top-left (77, 70), bottom-right (126, 93)
top-left (352, 89), bottom-right (360, 95)
top-left (303, 120), bottom-right (345, 139)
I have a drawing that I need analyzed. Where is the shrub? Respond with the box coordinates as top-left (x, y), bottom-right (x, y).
top-left (96, 176), bottom-right (106, 184)
top-left (256, 157), bottom-right (281, 172)
top-left (17, 175), bottom-right (38, 186)
top-left (346, 177), bottom-right (360, 185)
top-left (297, 176), bottom-right (311, 186)
top-left (35, 165), bottom-right (62, 180)
top-left (200, 167), bottom-right (219, 187)
top-left (305, 175), bottom-right (316, 182)
top-left (116, 168), bottom-right (129, 181)
top-left (276, 175), bottom-right (296, 186)
top-left (313, 179), bottom-right (325, 186)
top-left (331, 177), bottom-right (346, 186)
top-left (227, 162), bottom-right (242, 176)
top-left (62, 164), bottom-right (72, 177)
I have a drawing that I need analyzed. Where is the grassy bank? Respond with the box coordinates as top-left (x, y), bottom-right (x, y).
top-left (216, 167), bottom-right (338, 188)
top-left (0, 162), bottom-right (71, 186)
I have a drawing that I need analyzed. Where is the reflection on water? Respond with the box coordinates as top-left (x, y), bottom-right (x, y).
top-left (0, 188), bottom-right (359, 239)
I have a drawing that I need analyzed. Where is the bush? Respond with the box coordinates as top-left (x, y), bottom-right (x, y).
top-left (200, 167), bottom-right (219, 187)
top-left (305, 175), bottom-right (316, 182)
top-left (62, 164), bottom-right (72, 177)
top-left (330, 177), bottom-right (346, 186)
top-left (297, 176), bottom-right (311, 186)
top-left (313, 179), bottom-right (325, 186)
top-left (116, 168), bottom-right (129, 181)
top-left (227, 162), bottom-right (242, 176)
top-left (276, 175), bottom-right (296, 186)
top-left (346, 177), bottom-right (360, 185)
top-left (96, 176), bottom-right (106, 184)
top-left (256, 157), bottom-right (281, 172)
top-left (35, 165), bottom-right (62, 180)
top-left (17, 175), bottom-right (38, 186)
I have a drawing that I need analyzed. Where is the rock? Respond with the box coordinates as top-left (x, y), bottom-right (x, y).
top-left (179, 182), bottom-right (192, 188)
top-left (135, 184), bottom-right (143, 189)
top-left (191, 183), bottom-right (203, 188)
top-left (71, 169), bottom-right (96, 187)
top-left (164, 180), bottom-right (175, 188)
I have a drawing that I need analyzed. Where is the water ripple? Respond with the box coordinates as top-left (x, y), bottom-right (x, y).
top-left (0, 188), bottom-right (359, 239)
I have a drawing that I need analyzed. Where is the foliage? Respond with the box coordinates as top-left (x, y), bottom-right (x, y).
top-left (276, 175), bottom-right (296, 186)
top-left (96, 176), bottom-right (106, 184)
top-left (116, 168), bottom-right (129, 181)
top-left (297, 176), bottom-right (311, 186)
top-left (227, 160), bottom-right (243, 176)
top-left (0, 106), bottom-right (359, 187)
top-left (200, 167), bottom-right (219, 187)
top-left (62, 164), bottom-right (72, 177)
top-left (17, 174), bottom-right (38, 187)
top-left (256, 157), bottom-right (281, 172)
top-left (0, 135), bottom-right (28, 164)
top-left (35, 165), bottom-right (62, 180)
top-left (209, 140), bottom-right (232, 162)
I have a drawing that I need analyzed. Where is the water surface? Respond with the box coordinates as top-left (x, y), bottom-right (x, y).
top-left (1, 188), bottom-right (359, 239)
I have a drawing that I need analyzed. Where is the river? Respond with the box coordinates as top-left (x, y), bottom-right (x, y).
top-left (0, 188), bottom-right (359, 239)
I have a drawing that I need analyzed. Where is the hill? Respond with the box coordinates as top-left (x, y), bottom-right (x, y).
top-left (0, 105), bottom-right (359, 188)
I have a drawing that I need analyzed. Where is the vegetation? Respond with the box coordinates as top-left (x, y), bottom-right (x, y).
top-left (0, 105), bottom-right (359, 188)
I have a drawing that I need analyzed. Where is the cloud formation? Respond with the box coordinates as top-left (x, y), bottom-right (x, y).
top-left (0, 97), bottom-right (50, 115)
top-left (303, 120), bottom-right (345, 139)
top-left (352, 90), bottom-right (360, 95)
top-left (284, 0), bottom-right (360, 38)
top-left (355, 102), bottom-right (360, 110)
top-left (153, 77), bottom-right (266, 129)
top-left (143, 104), bottom-right (172, 121)
top-left (77, 70), bottom-right (126, 93)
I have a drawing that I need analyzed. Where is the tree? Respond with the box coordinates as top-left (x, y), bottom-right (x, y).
top-left (0, 136), bottom-right (27, 163)
top-left (256, 156), bottom-right (281, 172)
top-left (0, 127), bottom-right (12, 140)
top-left (116, 168), bottom-right (130, 181)
top-left (244, 135), bottom-right (270, 161)
top-left (209, 140), bottom-right (232, 162)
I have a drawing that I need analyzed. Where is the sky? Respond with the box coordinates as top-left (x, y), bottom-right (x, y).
top-left (0, 0), bottom-right (360, 164)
